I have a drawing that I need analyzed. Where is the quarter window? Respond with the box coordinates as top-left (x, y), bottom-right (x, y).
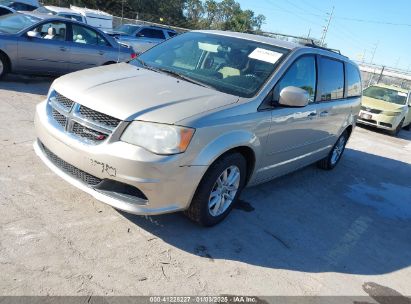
top-left (273, 55), bottom-right (317, 103)
top-left (346, 63), bottom-right (362, 97)
top-left (167, 31), bottom-right (177, 37)
top-left (318, 57), bottom-right (344, 101)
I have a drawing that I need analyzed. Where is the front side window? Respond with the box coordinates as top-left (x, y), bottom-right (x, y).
top-left (318, 57), bottom-right (344, 101)
top-left (137, 28), bottom-right (165, 39)
top-left (0, 13), bottom-right (39, 34)
top-left (72, 24), bottom-right (109, 46)
top-left (346, 63), bottom-right (362, 97)
top-left (363, 86), bottom-right (408, 105)
top-left (32, 21), bottom-right (67, 41)
top-left (273, 55), bottom-right (317, 103)
top-left (131, 32), bottom-right (289, 98)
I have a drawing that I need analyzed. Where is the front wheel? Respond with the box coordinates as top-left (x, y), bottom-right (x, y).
top-left (317, 131), bottom-right (349, 170)
top-left (185, 153), bottom-right (247, 226)
top-left (390, 118), bottom-right (404, 136)
top-left (0, 53), bottom-right (9, 79)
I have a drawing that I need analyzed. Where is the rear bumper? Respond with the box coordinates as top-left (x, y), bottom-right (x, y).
top-left (34, 101), bottom-right (207, 215)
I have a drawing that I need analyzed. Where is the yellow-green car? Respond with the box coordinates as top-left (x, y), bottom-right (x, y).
top-left (358, 84), bottom-right (411, 135)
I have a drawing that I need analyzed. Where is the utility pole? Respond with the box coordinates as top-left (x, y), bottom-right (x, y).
top-left (394, 57), bottom-right (401, 69)
top-left (370, 42), bottom-right (379, 65)
top-left (361, 49), bottom-right (366, 63)
top-left (320, 6), bottom-right (334, 46)
top-left (307, 28), bottom-right (311, 39)
top-left (121, 0), bottom-right (125, 24)
top-left (377, 66), bottom-right (385, 84)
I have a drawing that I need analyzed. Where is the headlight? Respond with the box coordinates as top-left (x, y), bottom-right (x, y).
top-left (382, 111), bottom-right (402, 116)
top-left (121, 121), bottom-right (195, 155)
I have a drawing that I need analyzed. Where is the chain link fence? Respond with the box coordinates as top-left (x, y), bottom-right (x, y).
top-left (358, 63), bottom-right (411, 90)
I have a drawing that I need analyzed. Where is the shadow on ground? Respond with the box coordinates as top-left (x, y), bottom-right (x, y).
top-left (0, 74), bottom-right (54, 95)
top-left (358, 124), bottom-right (411, 141)
top-left (119, 149), bottom-right (411, 275)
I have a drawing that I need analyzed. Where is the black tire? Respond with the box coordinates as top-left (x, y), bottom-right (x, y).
top-left (0, 53), bottom-right (9, 79)
top-left (390, 118), bottom-right (404, 136)
top-left (185, 152), bottom-right (247, 227)
top-left (317, 130), bottom-right (349, 170)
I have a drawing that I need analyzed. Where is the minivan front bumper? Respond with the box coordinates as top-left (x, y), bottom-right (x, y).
top-left (34, 101), bottom-right (207, 215)
top-left (357, 110), bottom-right (403, 131)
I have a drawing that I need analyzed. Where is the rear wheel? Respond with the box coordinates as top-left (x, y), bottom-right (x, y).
top-left (317, 131), bottom-right (349, 170)
top-left (390, 118), bottom-right (404, 136)
top-left (0, 53), bottom-right (9, 79)
top-left (185, 153), bottom-right (246, 227)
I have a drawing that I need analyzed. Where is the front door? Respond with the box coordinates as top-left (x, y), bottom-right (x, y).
top-left (17, 21), bottom-right (69, 75)
top-left (259, 55), bottom-right (333, 182)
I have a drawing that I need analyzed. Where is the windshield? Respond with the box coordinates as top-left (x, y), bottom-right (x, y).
top-left (33, 6), bottom-right (54, 14)
top-left (115, 24), bottom-right (140, 35)
top-left (363, 86), bottom-right (408, 105)
top-left (0, 13), bottom-right (40, 34)
top-left (131, 32), bottom-right (288, 98)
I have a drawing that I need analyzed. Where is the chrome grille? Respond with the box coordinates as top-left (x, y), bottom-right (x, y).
top-left (55, 92), bottom-right (74, 110)
top-left (52, 109), bottom-right (67, 128)
top-left (361, 106), bottom-right (382, 114)
top-left (72, 122), bottom-right (107, 141)
top-left (79, 106), bottom-right (121, 128)
top-left (40, 142), bottom-right (102, 186)
top-left (48, 91), bottom-right (120, 145)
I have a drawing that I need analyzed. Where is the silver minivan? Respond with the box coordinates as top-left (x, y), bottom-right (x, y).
top-left (34, 30), bottom-right (362, 226)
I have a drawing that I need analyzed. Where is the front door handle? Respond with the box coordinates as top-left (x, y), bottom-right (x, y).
top-left (60, 46), bottom-right (67, 52)
top-left (319, 111), bottom-right (329, 117)
top-left (307, 112), bottom-right (317, 119)
top-left (99, 51), bottom-right (105, 55)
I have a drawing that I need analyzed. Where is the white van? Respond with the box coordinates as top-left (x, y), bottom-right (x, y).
top-left (34, 5), bottom-right (113, 31)
top-left (70, 5), bottom-right (113, 31)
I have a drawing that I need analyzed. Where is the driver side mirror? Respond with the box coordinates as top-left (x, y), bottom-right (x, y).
top-left (279, 86), bottom-right (309, 107)
top-left (27, 31), bottom-right (37, 38)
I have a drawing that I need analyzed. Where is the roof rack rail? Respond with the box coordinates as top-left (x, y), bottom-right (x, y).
top-left (303, 42), bottom-right (343, 55)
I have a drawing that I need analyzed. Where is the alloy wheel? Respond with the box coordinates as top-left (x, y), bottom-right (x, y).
top-left (208, 165), bottom-right (241, 217)
top-left (331, 136), bottom-right (346, 165)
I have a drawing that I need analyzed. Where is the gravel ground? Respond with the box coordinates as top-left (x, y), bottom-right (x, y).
top-left (1, 74), bottom-right (411, 298)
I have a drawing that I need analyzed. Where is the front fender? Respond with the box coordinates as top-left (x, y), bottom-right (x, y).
top-left (190, 130), bottom-right (261, 167)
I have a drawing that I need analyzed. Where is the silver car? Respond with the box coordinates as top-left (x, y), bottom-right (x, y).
top-left (34, 30), bottom-right (362, 226)
top-left (0, 13), bottom-right (135, 78)
top-left (108, 24), bottom-right (177, 54)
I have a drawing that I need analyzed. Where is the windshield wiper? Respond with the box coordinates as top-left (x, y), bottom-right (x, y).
top-left (157, 68), bottom-right (214, 89)
top-left (135, 58), bottom-right (161, 73)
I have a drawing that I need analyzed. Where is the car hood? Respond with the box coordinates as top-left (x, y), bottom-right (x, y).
top-left (52, 63), bottom-right (239, 124)
top-left (362, 96), bottom-right (406, 112)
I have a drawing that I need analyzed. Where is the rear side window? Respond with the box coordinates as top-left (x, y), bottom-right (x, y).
top-left (273, 55), bottom-right (317, 103)
top-left (317, 57), bottom-right (344, 101)
top-left (346, 63), bottom-right (362, 97)
top-left (138, 28), bottom-right (165, 39)
top-left (72, 24), bottom-right (110, 46)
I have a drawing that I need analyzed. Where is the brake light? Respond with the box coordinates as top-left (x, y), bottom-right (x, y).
top-left (131, 53), bottom-right (137, 59)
